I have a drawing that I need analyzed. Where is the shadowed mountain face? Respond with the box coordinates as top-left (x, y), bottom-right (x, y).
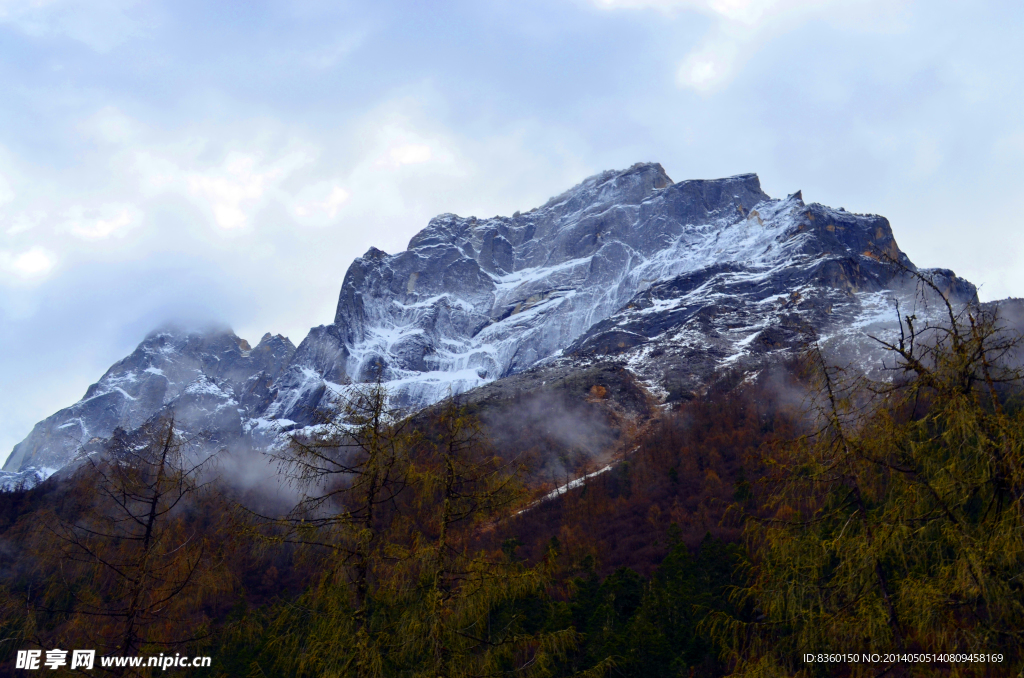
top-left (2, 330), bottom-right (295, 481)
top-left (2, 163), bottom-right (982, 484)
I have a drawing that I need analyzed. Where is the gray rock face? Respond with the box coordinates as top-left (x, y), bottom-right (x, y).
top-left (557, 192), bottom-right (935, 399)
top-left (2, 162), bottom-right (990, 483)
top-left (262, 165), bottom-right (780, 421)
top-left (2, 328), bottom-right (295, 478)
top-left (259, 163), bottom-right (967, 424)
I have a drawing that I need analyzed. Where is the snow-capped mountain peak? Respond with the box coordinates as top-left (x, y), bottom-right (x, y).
top-left (2, 164), bottom-right (981, 483)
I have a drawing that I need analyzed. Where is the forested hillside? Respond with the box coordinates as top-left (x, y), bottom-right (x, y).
top-left (2, 295), bottom-right (1022, 677)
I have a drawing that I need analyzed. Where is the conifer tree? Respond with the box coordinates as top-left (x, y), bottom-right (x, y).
top-left (723, 270), bottom-right (1024, 677)
top-left (250, 388), bottom-right (592, 677)
top-left (35, 416), bottom-right (220, 664)
top-left (387, 396), bottom-right (580, 678)
top-left (259, 381), bottom-right (413, 678)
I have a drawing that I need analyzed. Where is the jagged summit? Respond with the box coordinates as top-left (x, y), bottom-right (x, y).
top-left (284, 166), bottom-right (774, 424)
top-left (2, 326), bottom-right (295, 478)
top-left (537, 162), bottom-right (673, 210)
top-left (2, 164), bottom-right (983, 484)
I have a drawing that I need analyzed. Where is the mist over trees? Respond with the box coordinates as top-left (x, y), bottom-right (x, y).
top-left (0, 419), bottom-right (230, 675)
top-left (2, 279), bottom-right (1024, 677)
top-left (719, 283), bottom-right (1024, 677)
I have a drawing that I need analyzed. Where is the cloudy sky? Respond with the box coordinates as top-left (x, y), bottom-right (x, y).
top-left (2, 0), bottom-right (1023, 465)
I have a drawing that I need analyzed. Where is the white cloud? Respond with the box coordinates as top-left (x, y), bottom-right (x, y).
top-left (294, 184), bottom-right (350, 220)
top-left (592, 0), bottom-right (911, 92)
top-left (590, 0), bottom-right (813, 23)
top-left (0, 0), bottom-right (148, 51)
top-left (5, 212), bottom-right (42, 236)
top-left (1, 0), bottom-right (1023, 474)
top-left (185, 151), bottom-right (313, 230)
top-left (67, 204), bottom-right (140, 240)
top-left (323, 186), bottom-right (350, 216)
top-left (1, 246), bottom-right (55, 280)
top-left (0, 89), bottom-right (586, 341)
top-left (676, 32), bottom-right (742, 91)
top-left (78, 106), bottom-right (146, 145)
top-left (385, 143), bottom-right (433, 167)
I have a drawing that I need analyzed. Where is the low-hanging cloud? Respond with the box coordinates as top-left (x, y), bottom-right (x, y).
top-left (2, 0), bottom-right (1023, 474)
top-left (0, 84), bottom-right (593, 466)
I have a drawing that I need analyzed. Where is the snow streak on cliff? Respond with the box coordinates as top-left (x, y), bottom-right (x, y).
top-left (3, 163), bottom-right (979, 482)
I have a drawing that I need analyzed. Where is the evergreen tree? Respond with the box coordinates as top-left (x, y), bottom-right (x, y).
top-left (256, 381), bottom-right (413, 678)
top-left (387, 396), bottom-right (580, 677)
top-left (725, 271), bottom-right (1024, 677)
top-left (32, 417), bottom-right (221, 668)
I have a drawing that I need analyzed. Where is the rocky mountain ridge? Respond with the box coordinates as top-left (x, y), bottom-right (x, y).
top-left (2, 163), bottom-right (983, 486)
top-left (2, 329), bottom-right (295, 484)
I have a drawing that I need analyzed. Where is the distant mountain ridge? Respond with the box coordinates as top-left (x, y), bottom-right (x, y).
top-left (2, 163), bottom-right (983, 485)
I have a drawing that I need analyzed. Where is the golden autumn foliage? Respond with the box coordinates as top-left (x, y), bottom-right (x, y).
top-left (2, 417), bottom-right (230, 676)
top-left (8, 272), bottom-right (1024, 677)
top-left (239, 386), bottom-right (581, 678)
top-left (721, 281), bottom-right (1024, 677)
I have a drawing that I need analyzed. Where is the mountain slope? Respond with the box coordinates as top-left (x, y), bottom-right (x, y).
top-left (3, 329), bottom-right (294, 480)
top-left (3, 163), bottom-right (982, 482)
